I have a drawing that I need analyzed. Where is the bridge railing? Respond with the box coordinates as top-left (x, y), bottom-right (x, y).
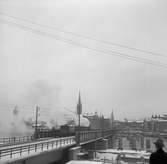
top-left (0, 136), bottom-right (34, 146)
top-left (0, 129), bottom-right (114, 160)
top-left (0, 136), bottom-right (75, 159)
top-left (102, 129), bottom-right (114, 137)
top-left (76, 129), bottom-right (113, 144)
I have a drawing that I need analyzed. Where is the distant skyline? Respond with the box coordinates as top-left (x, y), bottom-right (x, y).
top-left (0, 0), bottom-right (167, 125)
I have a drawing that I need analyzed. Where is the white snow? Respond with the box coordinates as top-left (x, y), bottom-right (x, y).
top-left (94, 149), bottom-right (150, 163)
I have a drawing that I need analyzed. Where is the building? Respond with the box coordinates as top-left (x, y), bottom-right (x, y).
top-left (143, 115), bottom-right (167, 132)
top-left (83, 111), bottom-right (113, 130)
top-left (114, 120), bottom-right (143, 131)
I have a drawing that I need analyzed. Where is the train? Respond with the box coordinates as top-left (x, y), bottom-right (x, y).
top-left (36, 124), bottom-right (90, 139)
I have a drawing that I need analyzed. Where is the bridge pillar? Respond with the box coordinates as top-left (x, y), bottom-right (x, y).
top-left (68, 146), bottom-right (81, 160)
top-left (96, 139), bottom-right (108, 150)
top-left (82, 138), bottom-right (109, 151)
top-left (107, 136), bottom-right (113, 148)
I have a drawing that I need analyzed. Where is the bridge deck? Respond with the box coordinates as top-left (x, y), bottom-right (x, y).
top-left (0, 136), bottom-right (75, 163)
top-left (0, 129), bottom-right (114, 163)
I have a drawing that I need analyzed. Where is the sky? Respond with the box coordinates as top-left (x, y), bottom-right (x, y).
top-left (0, 0), bottom-right (167, 129)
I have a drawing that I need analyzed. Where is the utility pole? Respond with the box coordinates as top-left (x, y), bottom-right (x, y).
top-left (35, 106), bottom-right (40, 139)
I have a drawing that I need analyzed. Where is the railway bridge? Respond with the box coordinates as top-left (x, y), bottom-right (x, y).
top-left (0, 129), bottom-right (116, 164)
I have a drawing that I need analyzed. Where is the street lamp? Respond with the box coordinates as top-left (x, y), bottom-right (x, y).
top-left (35, 106), bottom-right (40, 139)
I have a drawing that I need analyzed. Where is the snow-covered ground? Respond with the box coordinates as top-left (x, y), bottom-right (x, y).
top-left (95, 149), bottom-right (150, 164)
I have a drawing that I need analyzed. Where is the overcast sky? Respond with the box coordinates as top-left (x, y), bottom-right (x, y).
top-left (0, 0), bottom-right (167, 123)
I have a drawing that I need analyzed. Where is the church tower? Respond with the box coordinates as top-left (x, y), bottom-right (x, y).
top-left (77, 91), bottom-right (82, 115)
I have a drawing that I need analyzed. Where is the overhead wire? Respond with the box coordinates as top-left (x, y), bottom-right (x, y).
top-left (0, 18), bottom-right (167, 69)
top-left (0, 11), bottom-right (166, 58)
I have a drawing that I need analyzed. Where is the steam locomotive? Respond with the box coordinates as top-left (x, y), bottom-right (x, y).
top-left (36, 124), bottom-right (89, 138)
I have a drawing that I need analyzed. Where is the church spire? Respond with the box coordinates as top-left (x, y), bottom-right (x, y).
top-left (77, 91), bottom-right (82, 115)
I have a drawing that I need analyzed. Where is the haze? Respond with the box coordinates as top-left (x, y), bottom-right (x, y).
top-left (0, 0), bottom-right (167, 126)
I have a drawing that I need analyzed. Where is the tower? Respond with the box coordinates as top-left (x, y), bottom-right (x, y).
top-left (76, 91), bottom-right (82, 145)
top-left (111, 109), bottom-right (115, 129)
top-left (77, 92), bottom-right (82, 115)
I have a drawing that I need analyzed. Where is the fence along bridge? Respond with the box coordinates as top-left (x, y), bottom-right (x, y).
top-left (0, 129), bottom-right (114, 161)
